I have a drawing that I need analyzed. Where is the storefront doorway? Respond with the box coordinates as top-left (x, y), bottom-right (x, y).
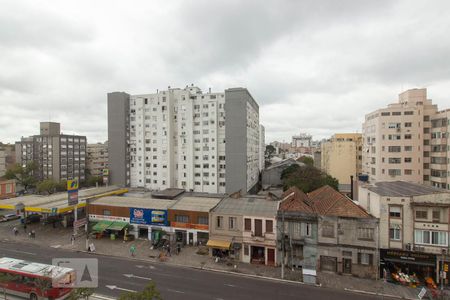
top-left (320, 256), bottom-right (337, 272)
top-left (251, 246), bottom-right (265, 264)
top-left (267, 248), bottom-right (275, 266)
top-left (343, 258), bottom-right (352, 274)
top-left (138, 227), bottom-right (148, 239)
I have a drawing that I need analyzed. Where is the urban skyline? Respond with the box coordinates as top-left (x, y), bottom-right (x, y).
top-left (2, 1), bottom-right (450, 144)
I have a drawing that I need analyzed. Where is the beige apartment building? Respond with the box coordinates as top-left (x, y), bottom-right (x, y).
top-left (358, 181), bottom-right (450, 285)
top-left (430, 109), bottom-right (450, 189)
top-left (362, 88), bottom-right (444, 186)
top-left (321, 133), bottom-right (362, 185)
top-left (87, 141), bottom-right (108, 177)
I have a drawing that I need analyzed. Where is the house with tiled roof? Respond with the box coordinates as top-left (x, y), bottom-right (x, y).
top-left (308, 185), bottom-right (379, 279)
top-left (277, 187), bottom-right (318, 283)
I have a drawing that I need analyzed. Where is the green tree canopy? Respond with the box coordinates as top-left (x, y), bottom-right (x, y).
top-left (281, 164), bottom-right (339, 193)
top-left (297, 155), bottom-right (314, 166)
top-left (118, 282), bottom-right (162, 300)
top-left (4, 161), bottom-right (38, 191)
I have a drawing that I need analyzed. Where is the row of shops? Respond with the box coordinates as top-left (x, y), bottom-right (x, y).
top-left (380, 249), bottom-right (450, 289)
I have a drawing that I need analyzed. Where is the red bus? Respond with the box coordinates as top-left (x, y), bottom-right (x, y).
top-left (0, 257), bottom-right (76, 300)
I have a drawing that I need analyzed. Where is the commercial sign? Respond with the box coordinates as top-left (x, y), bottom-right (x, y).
top-left (89, 214), bottom-right (129, 222)
top-left (67, 179), bottom-right (79, 191)
top-left (380, 249), bottom-right (436, 264)
top-left (68, 190), bottom-right (79, 206)
top-left (170, 222), bottom-right (208, 231)
top-left (129, 208), bottom-right (168, 226)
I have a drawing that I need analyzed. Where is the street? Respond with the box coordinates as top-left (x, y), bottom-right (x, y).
top-left (0, 240), bottom-right (391, 300)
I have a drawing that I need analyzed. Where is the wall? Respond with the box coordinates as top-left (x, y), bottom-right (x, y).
top-left (168, 209), bottom-right (209, 228)
top-left (88, 204), bottom-right (130, 218)
top-left (107, 92), bottom-right (130, 186)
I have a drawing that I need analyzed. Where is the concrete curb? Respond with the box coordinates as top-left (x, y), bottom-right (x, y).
top-left (91, 294), bottom-right (117, 300)
top-left (344, 288), bottom-right (417, 300)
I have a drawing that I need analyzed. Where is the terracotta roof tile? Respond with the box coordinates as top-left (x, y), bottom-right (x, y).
top-left (280, 187), bottom-right (314, 213)
top-left (307, 185), bottom-right (370, 218)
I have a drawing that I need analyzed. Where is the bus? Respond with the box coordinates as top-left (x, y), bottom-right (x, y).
top-left (0, 257), bottom-right (76, 300)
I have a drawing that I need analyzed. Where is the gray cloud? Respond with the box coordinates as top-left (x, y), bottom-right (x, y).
top-left (0, 0), bottom-right (450, 145)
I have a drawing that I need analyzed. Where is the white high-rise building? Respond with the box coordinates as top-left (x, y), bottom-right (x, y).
top-left (108, 85), bottom-right (261, 194)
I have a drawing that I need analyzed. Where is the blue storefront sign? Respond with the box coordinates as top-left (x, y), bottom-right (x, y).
top-left (129, 208), bottom-right (168, 226)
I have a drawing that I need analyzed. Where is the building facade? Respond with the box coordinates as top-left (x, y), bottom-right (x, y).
top-left (15, 122), bottom-right (86, 182)
top-left (0, 143), bottom-right (15, 178)
top-left (292, 133), bottom-right (312, 148)
top-left (361, 88), bottom-right (450, 188)
top-left (208, 196), bottom-right (279, 265)
top-left (0, 180), bottom-right (15, 199)
top-left (321, 133), bottom-right (362, 185)
top-left (107, 85), bottom-right (261, 194)
top-left (87, 142), bottom-right (109, 177)
top-left (358, 181), bottom-right (450, 285)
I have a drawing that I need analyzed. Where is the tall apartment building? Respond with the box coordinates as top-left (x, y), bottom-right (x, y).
top-left (321, 133), bottom-right (362, 185)
top-left (429, 109), bottom-right (450, 189)
top-left (87, 141), bottom-right (109, 177)
top-left (362, 88), bottom-right (441, 186)
top-left (15, 122), bottom-right (86, 182)
top-left (108, 85), bottom-right (262, 194)
top-left (292, 133), bottom-right (312, 148)
top-left (259, 125), bottom-right (265, 171)
top-left (0, 143), bottom-right (15, 177)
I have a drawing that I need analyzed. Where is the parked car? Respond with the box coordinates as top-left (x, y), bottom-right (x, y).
top-left (0, 214), bottom-right (20, 222)
top-left (25, 214), bottom-right (42, 224)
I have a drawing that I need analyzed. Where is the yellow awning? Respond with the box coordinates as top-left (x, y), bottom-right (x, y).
top-left (206, 239), bottom-right (231, 250)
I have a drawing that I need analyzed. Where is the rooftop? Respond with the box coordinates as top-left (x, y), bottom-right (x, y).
top-left (91, 196), bottom-right (177, 210)
top-left (212, 197), bottom-right (279, 217)
top-left (169, 196), bottom-right (223, 212)
top-left (308, 185), bottom-right (370, 218)
top-left (280, 187), bottom-right (314, 213)
top-left (366, 181), bottom-right (446, 197)
top-left (265, 158), bottom-right (304, 171)
top-left (151, 188), bottom-right (185, 199)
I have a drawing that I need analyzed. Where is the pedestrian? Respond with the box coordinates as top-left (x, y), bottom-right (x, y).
top-left (28, 232), bottom-right (32, 239)
top-left (176, 243), bottom-right (181, 255)
top-left (167, 245), bottom-right (171, 257)
top-left (70, 234), bottom-right (75, 245)
top-left (31, 230), bottom-right (35, 239)
top-left (23, 222), bottom-right (27, 232)
top-left (13, 227), bottom-right (18, 236)
top-left (130, 244), bottom-right (136, 257)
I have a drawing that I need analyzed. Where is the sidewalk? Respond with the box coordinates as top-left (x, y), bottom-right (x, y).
top-left (0, 221), bottom-right (426, 300)
top-left (0, 293), bottom-right (114, 300)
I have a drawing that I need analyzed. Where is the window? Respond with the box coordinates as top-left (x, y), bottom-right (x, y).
top-left (388, 169), bottom-right (401, 176)
top-left (175, 215), bottom-right (189, 223)
top-left (358, 253), bottom-right (373, 265)
top-left (404, 134), bottom-right (412, 139)
top-left (358, 228), bottom-right (374, 240)
top-left (244, 218), bottom-right (251, 231)
top-left (389, 226), bottom-right (401, 240)
top-left (322, 224), bottom-right (335, 238)
top-left (404, 122), bottom-right (412, 127)
top-left (229, 217), bottom-right (237, 230)
top-left (433, 210), bottom-right (441, 222)
top-left (388, 146), bottom-right (401, 152)
top-left (404, 169), bottom-right (412, 175)
top-left (103, 209), bottom-right (111, 216)
top-left (404, 157), bottom-right (412, 163)
top-left (342, 251), bottom-right (352, 257)
top-left (304, 223), bottom-right (312, 237)
top-left (198, 216), bottom-right (208, 225)
top-left (404, 146), bottom-right (412, 151)
top-left (415, 230), bottom-right (447, 246)
top-left (416, 210), bottom-right (428, 219)
top-left (266, 220), bottom-right (273, 233)
top-left (388, 158), bottom-right (401, 164)
top-left (389, 206), bottom-right (401, 218)
top-left (404, 111), bottom-right (414, 115)
top-left (216, 216), bottom-right (223, 229)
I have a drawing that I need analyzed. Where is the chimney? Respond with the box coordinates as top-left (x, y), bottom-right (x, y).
top-left (350, 175), bottom-right (354, 200)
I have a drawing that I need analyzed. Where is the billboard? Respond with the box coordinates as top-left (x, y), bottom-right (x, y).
top-left (67, 179), bottom-right (79, 191)
top-left (129, 208), bottom-right (168, 226)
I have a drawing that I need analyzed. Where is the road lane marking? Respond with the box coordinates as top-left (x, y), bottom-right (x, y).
top-left (167, 288), bottom-right (185, 294)
top-left (136, 264), bottom-right (155, 270)
top-left (106, 285), bottom-right (136, 292)
top-left (0, 248), bottom-right (37, 255)
top-left (123, 274), bottom-right (152, 281)
top-left (224, 284), bottom-right (236, 287)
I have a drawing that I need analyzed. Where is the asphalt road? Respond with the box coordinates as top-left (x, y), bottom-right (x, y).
top-left (0, 240), bottom-right (388, 300)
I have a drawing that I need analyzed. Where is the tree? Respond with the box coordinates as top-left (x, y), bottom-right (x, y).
top-left (37, 179), bottom-right (59, 195)
top-left (4, 161), bottom-right (38, 191)
top-left (281, 164), bottom-right (339, 193)
top-left (118, 282), bottom-right (162, 300)
top-left (265, 145), bottom-right (276, 160)
top-left (68, 288), bottom-right (94, 300)
top-left (0, 272), bottom-right (10, 299)
top-left (297, 156), bottom-right (314, 166)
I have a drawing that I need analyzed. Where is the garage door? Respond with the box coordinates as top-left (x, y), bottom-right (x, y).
top-left (320, 256), bottom-right (337, 272)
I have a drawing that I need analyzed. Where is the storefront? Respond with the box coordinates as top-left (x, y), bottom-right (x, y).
top-left (129, 207), bottom-right (172, 242)
top-left (380, 249), bottom-right (436, 288)
top-left (170, 222), bottom-right (209, 246)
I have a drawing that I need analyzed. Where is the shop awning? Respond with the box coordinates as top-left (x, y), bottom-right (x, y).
top-left (206, 239), bottom-right (231, 250)
top-left (107, 221), bottom-right (128, 231)
top-left (92, 220), bottom-right (113, 232)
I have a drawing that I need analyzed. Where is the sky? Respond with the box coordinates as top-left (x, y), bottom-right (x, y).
top-left (1, 0), bottom-right (450, 144)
